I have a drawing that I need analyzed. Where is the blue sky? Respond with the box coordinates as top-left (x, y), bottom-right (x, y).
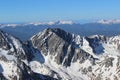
top-left (0, 0), bottom-right (120, 23)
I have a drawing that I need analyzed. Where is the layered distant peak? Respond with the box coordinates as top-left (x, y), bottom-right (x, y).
top-left (28, 20), bottom-right (74, 26)
top-left (98, 19), bottom-right (120, 24)
top-left (0, 24), bottom-right (19, 28)
top-left (28, 22), bottom-right (55, 26)
top-left (56, 20), bottom-right (74, 25)
top-left (0, 20), bottom-right (74, 28)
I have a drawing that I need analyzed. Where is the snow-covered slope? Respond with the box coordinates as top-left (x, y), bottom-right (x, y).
top-left (0, 30), bottom-right (57, 80)
top-left (30, 28), bottom-right (120, 80)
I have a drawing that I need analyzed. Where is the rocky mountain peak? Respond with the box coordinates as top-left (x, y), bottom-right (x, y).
top-left (30, 28), bottom-right (120, 80)
top-left (0, 28), bottom-right (120, 80)
top-left (42, 28), bottom-right (73, 42)
top-left (31, 28), bottom-right (97, 67)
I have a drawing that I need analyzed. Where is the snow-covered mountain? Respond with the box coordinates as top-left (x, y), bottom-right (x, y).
top-left (30, 28), bottom-right (120, 80)
top-left (28, 20), bottom-right (74, 26)
top-left (98, 19), bottom-right (120, 24)
top-left (0, 27), bottom-right (120, 80)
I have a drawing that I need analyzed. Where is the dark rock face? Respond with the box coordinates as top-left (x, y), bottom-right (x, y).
top-left (31, 28), bottom-right (97, 67)
top-left (32, 28), bottom-right (73, 65)
top-left (0, 73), bottom-right (6, 80)
top-left (0, 30), bottom-right (11, 50)
top-left (104, 57), bottom-right (114, 67)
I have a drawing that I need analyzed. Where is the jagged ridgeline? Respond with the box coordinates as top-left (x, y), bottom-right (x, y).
top-left (0, 28), bottom-right (120, 80)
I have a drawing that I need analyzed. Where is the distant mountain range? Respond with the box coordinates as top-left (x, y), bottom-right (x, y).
top-left (98, 19), bottom-right (120, 24)
top-left (1, 19), bottom-right (120, 41)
